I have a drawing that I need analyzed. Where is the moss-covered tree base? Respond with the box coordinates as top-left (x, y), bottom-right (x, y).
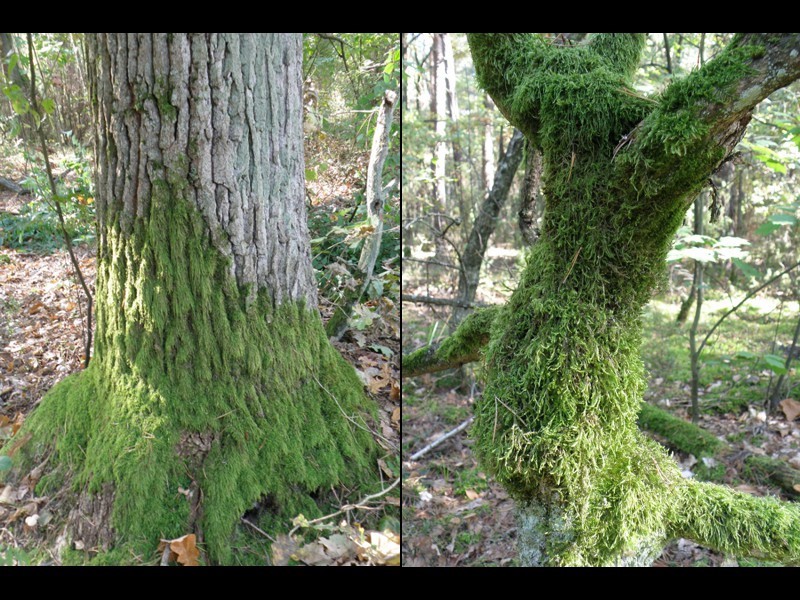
top-left (7, 302), bottom-right (380, 564)
top-left (2, 185), bottom-right (382, 565)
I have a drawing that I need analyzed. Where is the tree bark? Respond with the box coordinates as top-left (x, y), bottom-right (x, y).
top-left (465, 32), bottom-right (800, 566)
top-left (5, 33), bottom-right (381, 565)
top-left (451, 129), bottom-right (524, 327)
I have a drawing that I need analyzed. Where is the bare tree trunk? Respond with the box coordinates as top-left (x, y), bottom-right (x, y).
top-left (482, 95), bottom-right (496, 192)
top-left (431, 33), bottom-right (448, 255)
top-left (451, 129), bottom-right (524, 327)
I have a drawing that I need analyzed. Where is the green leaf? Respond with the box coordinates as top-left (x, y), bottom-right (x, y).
top-left (0, 455), bottom-right (11, 472)
top-left (305, 168), bottom-right (317, 181)
top-left (732, 258), bottom-right (762, 280)
top-left (764, 354), bottom-right (787, 375)
top-left (755, 221), bottom-right (781, 236)
top-left (769, 214), bottom-right (797, 225)
top-left (369, 344), bottom-right (394, 357)
top-left (764, 160), bottom-right (787, 174)
top-left (734, 350), bottom-right (757, 359)
top-left (41, 98), bottom-right (55, 115)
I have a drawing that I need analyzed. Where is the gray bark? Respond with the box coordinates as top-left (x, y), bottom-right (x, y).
top-left (87, 33), bottom-right (316, 307)
top-left (518, 142), bottom-right (543, 246)
top-left (431, 34), bottom-right (448, 246)
top-left (451, 129), bottom-right (524, 326)
top-left (482, 95), bottom-right (495, 192)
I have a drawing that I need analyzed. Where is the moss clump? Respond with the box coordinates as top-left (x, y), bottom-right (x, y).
top-left (466, 33), bottom-right (800, 565)
top-left (4, 181), bottom-right (381, 564)
top-left (637, 402), bottom-right (724, 458)
top-left (402, 306), bottom-right (498, 377)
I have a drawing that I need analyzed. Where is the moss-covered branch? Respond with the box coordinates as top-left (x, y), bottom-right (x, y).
top-left (639, 402), bottom-right (800, 499)
top-left (401, 306), bottom-right (497, 378)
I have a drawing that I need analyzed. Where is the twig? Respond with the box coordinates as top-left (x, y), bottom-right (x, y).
top-left (241, 517), bottom-right (277, 543)
top-left (26, 33), bottom-right (93, 369)
top-left (311, 374), bottom-right (397, 450)
top-left (409, 417), bottom-right (474, 461)
top-left (401, 294), bottom-right (486, 308)
top-left (288, 477), bottom-right (401, 536)
top-left (561, 246), bottom-right (582, 287)
top-left (698, 259), bottom-right (800, 358)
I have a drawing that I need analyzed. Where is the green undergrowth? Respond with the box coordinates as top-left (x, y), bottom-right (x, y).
top-left (642, 298), bottom-right (800, 414)
top-left (2, 180), bottom-right (384, 565)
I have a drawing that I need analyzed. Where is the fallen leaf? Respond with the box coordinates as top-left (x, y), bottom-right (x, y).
top-left (0, 486), bottom-right (16, 505)
top-left (780, 399), bottom-right (800, 422)
top-left (158, 534), bottom-right (200, 566)
top-left (794, 484), bottom-right (800, 493)
top-left (292, 541), bottom-right (330, 566)
top-left (378, 458), bottom-right (395, 479)
top-left (390, 380), bottom-right (400, 402)
top-left (391, 407), bottom-right (400, 426)
top-left (464, 489), bottom-right (480, 500)
top-left (28, 302), bottom-right (44, 315)
top-left (271, 534), bottom-right (298, 566)
top-left (319, 533), bottom-right (356, 562)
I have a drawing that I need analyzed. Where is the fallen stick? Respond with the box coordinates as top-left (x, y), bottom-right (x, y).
top-left (410, 417), bottom-right (474, 461)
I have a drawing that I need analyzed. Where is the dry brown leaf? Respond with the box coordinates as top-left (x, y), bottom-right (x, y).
top-left (319, 534), bottom-right (356, 562)
top-left (391, 407), bottom-right (400, 426)
top-left (292, 541), bottom-right (330, 566)
top-left (28, 302), bottom-right (44, 315)
top-left (378, 458), bottom-right (395, 479)
top-left (734, 484), bottom-right (762, 496)
top-left (271, 534), bottom-right (298, 566)
top-left (780, 399), bottom-right (800, 422)
top-left (464, 489), bottom-right (480, 500)
top-left (158, 534), bottom-right (200, 566)
top-left (793, 484), bottom-right (800, 493)
top-left (390, 380), bottom-right (400, 402)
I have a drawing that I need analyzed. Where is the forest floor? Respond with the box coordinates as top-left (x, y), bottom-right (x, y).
top-left (402, 253), bottom-right (800, 567)
top-left (0, 138), bottom-right (401, 566)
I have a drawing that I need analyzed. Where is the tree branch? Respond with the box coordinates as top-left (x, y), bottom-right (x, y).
top-left (402, 306), bottom-right (498, 377)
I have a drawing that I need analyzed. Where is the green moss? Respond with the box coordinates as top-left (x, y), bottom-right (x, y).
top-left (4, 180), bottom-right (382, 565)
top-left (637, 402), bottom-right (724, 458)
top-left (465, 33), bottom-right (800, 565)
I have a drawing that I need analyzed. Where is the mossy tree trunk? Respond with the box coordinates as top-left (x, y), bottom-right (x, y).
top-left (4, 33), bottom-right (380, 565)
top-left (466, 33), bottom-right (800, 566)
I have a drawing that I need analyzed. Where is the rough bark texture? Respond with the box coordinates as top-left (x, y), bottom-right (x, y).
top-left (4, 33), bottom-right (381, 565)
top-left (465, 32), bottom-right (800, 566)
top-left (92, 33), bottom-right (316, 307)
top-left (451, 129), bottom-right (524, 326)
top-left (518, 142), bottom-right (543, 246)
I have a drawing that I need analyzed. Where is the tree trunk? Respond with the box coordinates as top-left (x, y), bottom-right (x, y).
top-left (431, 33), bottom-right (448, 255)
top-left (451, 129), bottom-right (524, 327)
top-left (6, 33), bottom-right (380, 565)
top-left (482, 95), bottom-right (496, 192)
top-left (467, 32), bottom-right (800, 566)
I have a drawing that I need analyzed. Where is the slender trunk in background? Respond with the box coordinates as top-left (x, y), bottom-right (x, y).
top-left (326, 89), bottom-right (397, 339)
top-left (451, 129), bottom-right (524, 327)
